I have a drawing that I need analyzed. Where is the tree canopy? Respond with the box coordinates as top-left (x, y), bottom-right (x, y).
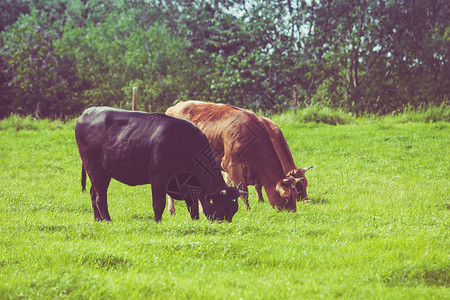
top-left (1, 0), bottom-right (449, 118)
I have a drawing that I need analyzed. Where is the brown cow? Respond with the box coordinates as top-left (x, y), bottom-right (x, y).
top-left (166, 101), bottom-right (300, 213)
top-left (254, 115), bottom-right (314, 202)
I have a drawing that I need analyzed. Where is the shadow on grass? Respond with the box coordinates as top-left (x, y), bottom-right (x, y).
top-left (131, 214), bottom-right (154, 221)
top-left (383, 264), bottom-right (449, 287)
top-left (304, 197), bottom-right (329, 205)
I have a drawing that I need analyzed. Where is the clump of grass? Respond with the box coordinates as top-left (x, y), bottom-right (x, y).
top-left (0, 114), bottom-right (66, 131)
top-left (383, 262), bottom-right (449, 287)
top-left (299, 105), bottom-right (354, 125)
top-left (379, 103), bottom-right (450, 123)
top-left (0, 114), bottom-right (39, 130)
top-left (272, 105), bottom-right (354, 125)
top-left (274, 103), bottom-right (449, 125)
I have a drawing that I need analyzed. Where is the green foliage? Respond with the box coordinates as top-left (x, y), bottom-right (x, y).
top-left (0, 0), bottom-right (30, 32)
top-left (57, 15), bottom-right (191, 112)
top-left (0, 115), bottom-right (448, 298)
top-left (0, 0), bottom-right (449, 117)
top-left (0, 0), bottom-right (83, 117)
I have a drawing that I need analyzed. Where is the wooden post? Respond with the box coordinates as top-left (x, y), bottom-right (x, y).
top-left (35, 101), bottom-right (40, 119)
top-left (132, 87), bottom-right (137, 111)
top-left (293, 85), bottom-right (298, 115)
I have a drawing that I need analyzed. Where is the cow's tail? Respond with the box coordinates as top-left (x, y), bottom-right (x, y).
top-left (81, 165), bottom-right (87, 193)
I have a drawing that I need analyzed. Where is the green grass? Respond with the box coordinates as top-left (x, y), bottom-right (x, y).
top-left (0, 112), bottom-right (448, 299)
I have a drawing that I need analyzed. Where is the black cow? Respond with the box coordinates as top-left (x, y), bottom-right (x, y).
top-left (75, 107), bottom-right (240, 222)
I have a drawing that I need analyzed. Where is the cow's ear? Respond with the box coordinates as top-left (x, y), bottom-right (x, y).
top-left (276, 184), bottom-right (287, 197)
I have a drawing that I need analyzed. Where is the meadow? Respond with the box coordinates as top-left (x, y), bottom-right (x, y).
top-left (0, 109), bottom-right (448, 299)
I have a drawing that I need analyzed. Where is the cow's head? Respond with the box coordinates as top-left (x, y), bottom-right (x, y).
top-left (275, 176), bottom-right (298, 211)
top-left (287, 166), bottom-right (314, 201)
top-left (201, 186), bottom-right (241, 222)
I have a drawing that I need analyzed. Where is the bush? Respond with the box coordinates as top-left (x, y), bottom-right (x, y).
top-left (380, 103), bottom-right (450, 124)
top-left (272, 105), bottom-right (354, 125)
top-left (297, 105), bottom-right (354, 125)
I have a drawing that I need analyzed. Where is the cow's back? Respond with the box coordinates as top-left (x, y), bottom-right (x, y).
top-left (166, 101), bottom-right (283, 186)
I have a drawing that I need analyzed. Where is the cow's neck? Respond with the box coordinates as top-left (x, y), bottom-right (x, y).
top-left (256, 158), bottom-right (286, 190)
top-left (195, 169), bottom-right (227, 195)
top-left (263, 183), bottom-right (288, 209)
top-left (263, 118), bottom-right (297, 174)
top-left (271, 133), bottom-right (297, 174)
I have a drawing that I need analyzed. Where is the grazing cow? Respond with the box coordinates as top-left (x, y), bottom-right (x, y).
top-left (254, 115), bottom-right (314, 202)
top-left (166, 101), bottom-right (300, 212)
top-left (75, 107), bottom-right (240, 222)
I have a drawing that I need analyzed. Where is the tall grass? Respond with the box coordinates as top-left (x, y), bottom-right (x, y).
top-left (381, 103), bottom-right (450, 123)
top-left (1, 104), bottom-right (448, 130)
top-left (0, 114), bottom-right (67, 131)
top-left (271, 105), bottom-right (354, 125)
top-left (271, 103), bottom-right (450, 125)
top-left (0, 109), bottom-right (448, 299)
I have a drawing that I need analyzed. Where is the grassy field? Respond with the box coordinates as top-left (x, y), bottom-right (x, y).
top-left (0, 110), bottom-right (448, 299)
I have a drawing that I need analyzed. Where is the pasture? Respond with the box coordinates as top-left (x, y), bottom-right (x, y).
top-left (0, 112), bottom-right (448, 299)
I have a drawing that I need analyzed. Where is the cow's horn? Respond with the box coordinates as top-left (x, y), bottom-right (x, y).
top-left (220, 190), bottom-right (227, 195)
top-left (239, 189), bottom-right (248, 195)
top-left (304, 166), bottom-right (314, 171)
top-left (295, 177), bottom-right (304, 183)
top-left (282, 179), bottom-right (290, 184)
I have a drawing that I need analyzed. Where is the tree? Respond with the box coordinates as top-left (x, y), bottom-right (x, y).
top-left (0, 0), bottom-right (448, 117)
top-left (1, 3), bottom-right (82, 117)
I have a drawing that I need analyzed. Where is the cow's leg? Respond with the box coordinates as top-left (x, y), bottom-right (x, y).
top-left (228, 172), bottom-right (250, 209)
top-left (89, 186), bottom-right (101, 221)
top-left (151, 184), bottom-right (166, 222)
top-left (95, 189), bottom-right (111, 221)
top-left (186, 200), bottom-right (199, 220)
top-left (86, 166), bottom-right (112, 221)
top-left (255, 184), bottom-right (265, 203)
top-left (240, 185), bottom-right (250, 209)
top-left (222, 162), bottom-right (251, 210)
top-left (222, 164), bottom-right (250, 209)
top-left (167, 196), bottom-right (176, 215)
